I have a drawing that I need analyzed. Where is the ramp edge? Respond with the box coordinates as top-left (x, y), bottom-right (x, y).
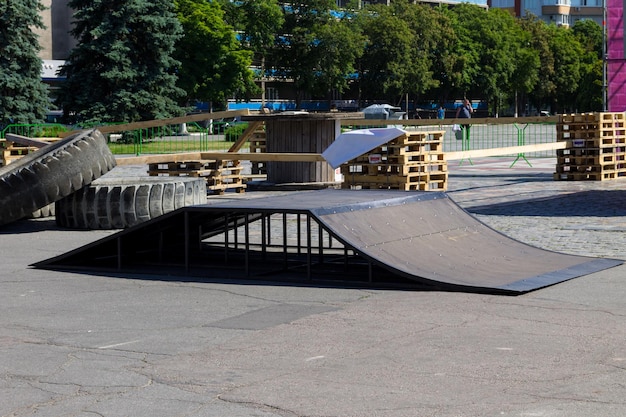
top-left (497, 258), bottom-right (623, 292)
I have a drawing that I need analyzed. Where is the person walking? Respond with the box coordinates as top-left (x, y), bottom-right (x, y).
top-left (455, 98), bottom-right (473, 131)
top-left (455, 98), bottom-right (473, 165)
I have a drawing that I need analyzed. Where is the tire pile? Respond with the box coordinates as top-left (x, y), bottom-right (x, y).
top-left (0, 129), bottom-right (207, 229)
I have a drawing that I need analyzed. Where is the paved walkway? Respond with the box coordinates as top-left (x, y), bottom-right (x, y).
top-left (1, 157), bottom-right (625, 417)
top-left (447, 157), bottom-right (626, 260)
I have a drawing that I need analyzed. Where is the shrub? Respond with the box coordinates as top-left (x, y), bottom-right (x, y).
top-left (36, 125), bottom-right (70, 137)
top-left (225, 122), bottom-right (248, 142)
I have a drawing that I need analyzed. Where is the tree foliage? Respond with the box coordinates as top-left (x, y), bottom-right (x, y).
top-left (572, 19), bottom-right (604, 111)
top-left (270, 0), bottom-right (364, 106)
top-left (357, 1), bottom-right (439, 105)
top-left (0, 0), bottom-right (49, 125)
top-left (547, 23), bottom-right (583, 113)
top-left (57, 0), bottom-right (185, 123)
top-left (54, 0), bottom-right (604, 120)
top-left (174, 0), bottom-right (257, 108)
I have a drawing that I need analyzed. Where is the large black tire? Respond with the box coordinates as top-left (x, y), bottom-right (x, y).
top-left (0, 129), bottom-right (116, 226)
top-left (55, 177), bottom-right (208, 229)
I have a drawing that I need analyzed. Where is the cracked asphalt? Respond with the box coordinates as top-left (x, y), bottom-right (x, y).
top-left (1, 157), bottom-right (626, 417)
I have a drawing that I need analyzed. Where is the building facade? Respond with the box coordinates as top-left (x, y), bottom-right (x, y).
top-left (488, 0), bottom-right (604, 26)
top-left (36, 0), bottom-right (75, 60)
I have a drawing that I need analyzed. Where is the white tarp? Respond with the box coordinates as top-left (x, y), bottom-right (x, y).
top-left (322, 127), bottom-right (406, 169)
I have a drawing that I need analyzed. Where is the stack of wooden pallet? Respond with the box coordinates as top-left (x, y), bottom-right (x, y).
top-left (148, 160), bottom-right (246, 194)
top-left (1, 139), bottom-right (38, 167)
top-left (248, 128), bottom-right (267, 176)
top-left (341, 130), bottom-right (447, 191)
top-left (554, 112), bottom-right (626, 181)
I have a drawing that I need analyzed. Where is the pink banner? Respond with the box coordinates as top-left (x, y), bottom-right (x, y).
top-left (608, 0), bottom-right (626, 111)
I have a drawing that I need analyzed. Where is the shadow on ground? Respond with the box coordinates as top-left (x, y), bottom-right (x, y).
top-left (468, 189), bottom-right (626, 217)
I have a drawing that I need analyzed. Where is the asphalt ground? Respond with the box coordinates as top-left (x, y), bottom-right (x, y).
top-left (1, 157), bottom-right (626, 417)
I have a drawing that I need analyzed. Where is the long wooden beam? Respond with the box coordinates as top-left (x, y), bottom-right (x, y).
top-left (227, 121), bottom-right (263, 153)
top-left (446, 141), bottom-right (568, 161)
top-left (59, 109), bottom-right (251, 137)
top-left (115, 141), bottom-right (568, 166)
top-left (341, 115), bottom-right (558, 127)
top-left (5, 133), bottom-right (51, 148)
top-left (115, 152), bottom-right (325, 165)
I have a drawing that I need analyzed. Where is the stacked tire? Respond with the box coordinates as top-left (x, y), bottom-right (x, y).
top-left (55, 177), bottom-right (208, 229)
top-left (0, 129), bottom-right (116, 226)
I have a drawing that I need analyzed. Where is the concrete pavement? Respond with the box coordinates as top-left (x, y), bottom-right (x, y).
top-left (1, 157), bottom-right (625, 417)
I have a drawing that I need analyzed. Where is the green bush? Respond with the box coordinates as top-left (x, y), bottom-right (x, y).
top-left (225, 122), bottom-right (248, 142)
top-left (36, 125), bottom-right (70, 137)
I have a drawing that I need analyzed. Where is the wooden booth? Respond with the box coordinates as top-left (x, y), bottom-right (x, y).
top-left (241, 111), bottom-right (364, 184)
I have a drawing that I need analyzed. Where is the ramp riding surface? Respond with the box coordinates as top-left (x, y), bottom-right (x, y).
top-left (35, 189), bottom-right (621, 294)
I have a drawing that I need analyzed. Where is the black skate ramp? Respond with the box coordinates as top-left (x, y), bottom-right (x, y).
top-left (35, 189), bottom-right (621, 294)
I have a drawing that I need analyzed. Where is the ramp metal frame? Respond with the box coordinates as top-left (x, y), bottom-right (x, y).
top-left (35, 190), bottom-right (622, 294)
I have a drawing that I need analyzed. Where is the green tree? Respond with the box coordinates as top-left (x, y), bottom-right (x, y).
top-left (547, 24), bottom-right (583, 113)
top-left (272, 0), bottom-right (364, 106)
top-left (175, 0), bottom-right (257, 109)
top-left (57, 0), bottom-right (185, 123)
top-left (572, 19), bottom-right (604, 111)
top-left (0, 0), bottom-right (49, 125)
top-left (312, 12), bottom-right (364, 102)
top-left (424, 6), bottom-right (462, 106)
top-left (520, 15), bottom-right (555, 113)
top-left (451, 6), bottom-right (527, 115)
top-left (356, 3), bottom-right (415, 104)
top-left (391, 1), bottom-right (441, 107)
top-left (445, 4), bottom-right (483, 100)
top-left (507, 19), bottom-right (540, 116)
top-left (235, 0), bottom-right (284, 105)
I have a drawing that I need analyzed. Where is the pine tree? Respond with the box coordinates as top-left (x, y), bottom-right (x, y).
top-left (57, 0), bottom-right (185, 123)
top-left (0, 0), bottom-right (50, 125)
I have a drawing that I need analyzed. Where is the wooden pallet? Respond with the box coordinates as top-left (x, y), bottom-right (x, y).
top-left (555, 164), bottom-right (606, 174)
top-left (554, 171), bottom-right (626, 181)
top-left (148, 159), bottom-right (246, 194)
top-left (249, 128), bottom-right (267, 175)
top-left (554, 112), bottom-right (626, 182)
top-left (342, 170), bottom-right (448, 191)
top-left (557, 148), bottom-right (601, 157)
top-left (342, 178), bottom-right (447, 191)
top-left (1, 140), bottom-right (39, 166)
top-left (558, 113), bottom-right (626, 141)
top-left (339, 129), bottom-right (448, 191)
top-left (341, 162), bottom-right (447, 177)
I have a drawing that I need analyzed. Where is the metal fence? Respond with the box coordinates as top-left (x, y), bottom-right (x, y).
top-left (411, 121), bottom-right (556, 158)
top-left (1, 116), bottom-right (557, 160)
top-left (341, 117), bottom-right (558, 159)
top-left (0, 120), bottom-right (246, 155)
top-left (105, 120), bottom-right (248, 155)
top-left (0, 123), bottom-right (69, 140)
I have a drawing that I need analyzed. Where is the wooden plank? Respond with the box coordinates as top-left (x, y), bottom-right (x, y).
top-left (115, 152), bottom-right (325, 165)
top-left (200, 152), bottom-right (326, 162)
top-left (58, 109), bottom-right (251, 137)
top-left (227, 121), bottom-right (263, 153)
top-left (5, 134), bottom-right (52, 148)
top-left (341, 115), bottom-right (559, 127)
top-left (116, 142), bottom-right (567, 166)
top-left (116, 152), bottom-right (203, 165)
top-left (446, 142), bottom-right (569, 161)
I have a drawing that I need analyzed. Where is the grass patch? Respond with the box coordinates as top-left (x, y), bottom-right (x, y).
top-left (108, 138), bottom-right (248, 155)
